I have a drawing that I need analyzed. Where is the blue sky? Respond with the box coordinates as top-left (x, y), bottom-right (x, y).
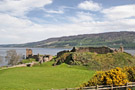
top-left (0, 0), bottom-right (135, 44)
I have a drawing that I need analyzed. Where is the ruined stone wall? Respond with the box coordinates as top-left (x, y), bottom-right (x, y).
top-left (43, 55), bottom-right (53, 62)
top-left (28, 54), bottom-right (53, 62)
top-left (57, 50), bottom-right (70, 57)
top-left (118, 46), bottom-right (124, 52)
top-left (72, 46), bottom-right (114, 54)
top-left (71, 46), bottom-right (124, 54)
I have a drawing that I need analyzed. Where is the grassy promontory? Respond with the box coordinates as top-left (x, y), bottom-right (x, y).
top-left (0, 61), bottom-right (95, 90)
top-left (54, 52), bottom-right (135, 70)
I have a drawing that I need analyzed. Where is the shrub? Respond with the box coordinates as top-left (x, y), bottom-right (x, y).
top-left (124, 67), bottom-right (135, 82)
top-left (81, 67), bottom-right (128, 87)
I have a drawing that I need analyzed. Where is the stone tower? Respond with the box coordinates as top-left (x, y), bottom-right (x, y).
top-left (119, 46), bottom-right (124, 52)
top-left (26, 49), bottom-right (33, 59)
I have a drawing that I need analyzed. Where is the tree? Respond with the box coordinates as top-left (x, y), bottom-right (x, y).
top-left (5, 50), bottom-right (22, 66)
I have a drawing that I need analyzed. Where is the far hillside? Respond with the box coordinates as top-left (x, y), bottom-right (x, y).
top-left (1, 31), bottom-right (135, 49)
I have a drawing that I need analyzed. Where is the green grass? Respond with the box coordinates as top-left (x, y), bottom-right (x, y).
top-left (0, 62), bottom-right (95, 90)
top-left (21, 58), bottom-right (37, 64)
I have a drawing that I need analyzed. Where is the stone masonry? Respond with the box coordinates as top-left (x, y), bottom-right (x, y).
top-left (26, 49), bottom-right (33, 59)
top-left (26, 49), bottom-right (53, 63)
top-left (57, 46), bottom-right (124, 57)
top-left (71, 46), bottom-right (124, 54)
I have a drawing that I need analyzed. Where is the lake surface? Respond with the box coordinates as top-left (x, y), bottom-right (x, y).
top-left (0, 48), bottom-right (134, 67)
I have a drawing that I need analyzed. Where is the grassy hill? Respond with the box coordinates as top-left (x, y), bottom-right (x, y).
top-left (0, 62), bottom-right (95, 90)
top-left (1, 31), bottom-right (135, 49)
top-left (54, 52), bottom-right (135, 70)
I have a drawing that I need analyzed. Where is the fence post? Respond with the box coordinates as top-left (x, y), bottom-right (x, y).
top-left (111, 84), bottom-right (113, 90)
top-left (126, 83), bottom-right (128, 90)
top-left (96, 85), bottom-right (98, 90)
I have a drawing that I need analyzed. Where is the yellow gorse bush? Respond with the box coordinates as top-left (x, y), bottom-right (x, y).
top-left (81, 67), bottom-right (129, 87)
top-left (124, 66), bottom-right (135, 82)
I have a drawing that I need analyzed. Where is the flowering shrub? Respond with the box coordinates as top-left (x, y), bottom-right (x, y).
top-left (124, 67), bottom-right (135, 82)
top-left (81, 67), bottom-right (129, 87)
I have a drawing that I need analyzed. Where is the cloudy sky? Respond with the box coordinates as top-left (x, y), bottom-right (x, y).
top-left (0, 0), bottom-right (135, 44)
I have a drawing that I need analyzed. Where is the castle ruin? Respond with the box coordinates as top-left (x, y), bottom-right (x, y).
top-left (71, 46), bottom-right (124, 54)
top-left (26, 49), bottom-right (53, 63)
top-left (57, 46), bottom-right (124, 57)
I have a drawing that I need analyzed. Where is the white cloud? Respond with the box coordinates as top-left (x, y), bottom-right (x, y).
top-left (42, 6), bottom-right (69, 14)
top-left (78, 0), bottom-right (102, 11)
top-left (44, 14), bottom-right (53, 17)
top-left (0, 13), bottom-right (32, 28)
top-left (45, 9), bottom-right (64, 14)
top-left (0, 0), bottom-right (52, 17)
top-left (0, 13), bottom-right (45, 44)
top-left (102, 4), bottom-right (135, 20)
top-left (69, 12), bottom-right (94, 23)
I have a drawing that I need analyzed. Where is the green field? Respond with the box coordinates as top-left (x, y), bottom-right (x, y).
top-left (0, 62), bottom-right (95, 90)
